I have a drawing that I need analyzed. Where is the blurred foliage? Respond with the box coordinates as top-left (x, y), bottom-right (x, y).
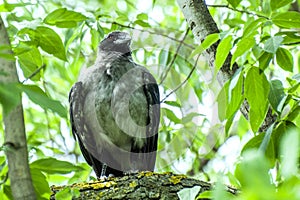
top-left (0, 0), bottom-right (299, 199)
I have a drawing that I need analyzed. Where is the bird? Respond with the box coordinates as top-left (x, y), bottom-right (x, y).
top-left (69, 31), bottom-right (160, 177)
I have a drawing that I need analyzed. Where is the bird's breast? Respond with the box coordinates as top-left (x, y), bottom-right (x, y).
top-left (82, 64), bottom-right (148, 150)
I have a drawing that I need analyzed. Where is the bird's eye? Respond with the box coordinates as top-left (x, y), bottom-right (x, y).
top-left (107, 35), bottom-right (114, 40)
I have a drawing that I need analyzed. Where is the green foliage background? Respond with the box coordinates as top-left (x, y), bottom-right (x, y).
top-left (0, 0), bottom-right (299, 199)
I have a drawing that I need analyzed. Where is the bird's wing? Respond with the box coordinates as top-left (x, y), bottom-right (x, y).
top-left (130, 68), bottom-right (160, 171)
top-left (69, 82), bottom-right (104, 177)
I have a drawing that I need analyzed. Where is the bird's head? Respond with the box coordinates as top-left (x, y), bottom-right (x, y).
top-left (98, 31), bottom-right (131, 54)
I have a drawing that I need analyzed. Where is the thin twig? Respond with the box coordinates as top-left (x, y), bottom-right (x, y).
top-left (21, 64), bottom-right (46, 84)
top-left (207, 4), bottom-right (269, 19)
top-left (160, 54), bottom-right (200, 104)
top-left (159, 28), bottom-right (190, 85)
top-left (101, 20), bottom-right (194, 49)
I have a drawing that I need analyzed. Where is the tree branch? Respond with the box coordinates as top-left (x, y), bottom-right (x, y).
top-left (0, 15), bottom-right (36, 199)
top-left (206, 4), bottom-right (269, 19)
top-left (50, 172), bottom-right (238, 199)
top-left (160, 54), bottom-right (200, 103)
top-left (159, 27), bottom-right (190, 85)
top-left (176, 0), bottom-right (276, 132)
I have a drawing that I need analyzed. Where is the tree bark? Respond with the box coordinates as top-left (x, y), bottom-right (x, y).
top-left (176, 0), bottom-right (276, 132)
top-left (0, 15), bottom-right (36, 200)
top-left (50, 172), bottom-right (237, 199)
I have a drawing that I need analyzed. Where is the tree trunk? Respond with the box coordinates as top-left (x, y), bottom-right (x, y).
top-left (176, 0), bottom-right (276, 131)
top-left (0, 16), bottom-right (36, 200)
top-left (50, 172), bottom-right (237, 199)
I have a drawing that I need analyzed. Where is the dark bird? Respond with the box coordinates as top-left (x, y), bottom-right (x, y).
top-left (69, 31), bottom-right (160, 177)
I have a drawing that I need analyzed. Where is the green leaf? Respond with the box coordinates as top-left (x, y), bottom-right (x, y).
top-left (272, 121), bottom-right (297, 158)
top-left (182, 112), bottom-right (202, 124)
top-left (227, 0), bottom-right (242, 8)
top-left (226, 68), bottom-right (244, 119)
top-left (243, 18), bottom-right (266, 38)
top-left (36, 26), bottom-right (67, 61)
top-left (217, 81), bottom-right (229, 121)
top-left (258, 51), bottom-right (273, 71)
top-left (270, 0), bottom-right (293, 10)
top-left (17, 46), bottom-right (42, 81)
top-left (245, 67), bottom-right (270, 132)
top-left (19, 26), bottom-right (67, 61)
top-left (55, 187), bottom-right (72, 200)
top-left (235, 150), bottom-right (274, 192)
top-left (276, 47), bottom-right (293, 72)
top-left (44, 8), bottom-right (87, 28)
top-left (0, 2), bottom-right (32, 12)
top-left (268, 80), bottom-right (286, 113)
top-left (31, 158), bottom-right (84, 174)
top-left (196, 191), bottom-right (212, 199)
top-left (272, 11), bottom-right (300, 28)
top-left (31, 168), bottom-right (51, 199)
top-left (263, 36), bottom-right (283, 54)
top-left (134, 20), bottom-right (151, 27)
top-left (215, 35), bottom-right (232, 70)
top-left (164, 101), bottom-right (181, 107)
top-left (231, 37), bottom-right (256, 66)
top-left (189, 33), bottom-right (220, 58)
top-left (90, 28), bottom-right (100, 51)
top-left (241, 129), bottom-right (275, 165)
top-left (162, 108), bottom-right (181, 124)
top-left (20, 85), bottom-right (67, 118)
top-left (280, 128), bottom-right (299, 179)
top-left (136, 13), bottom-right (148, 21)
top-left (177, 186), bottom-right (201, 200)
top-left (0, 83), bottom-right (21, 115)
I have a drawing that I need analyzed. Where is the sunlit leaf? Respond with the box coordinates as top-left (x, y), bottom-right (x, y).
top-left (227, 0), bottom-right (242, 8)
top-left (30, 158), bottom-right (84, 174)
top-left (215, 35), bottom-right (232, 70)
top-left (272, 11), bottom-right (300, 28)
top-left (276, 47), bottom-right (293, 72)
top-left (217, 81), bottom-right (229, 121)
top-left (0, 2), bottom-right (32, 12)
top-left (55, 187), bottom-right (72, 200)
top-left (44, 8), bottom-right (87, 28)
top-left (162, 108), bottom-right (181, 124)
top-left (270, 0), bottom-right (293, 11)
top-left (164, 100), bottom-right (181, 107)
top-left (31, 168), bottom-right (51, 199)
top-left (20, 85), bottom-right (67, 118)
top-left (272, 121), bottom-right (298, 158)
top-left (18, 26), bottom-right (67, 61)
top-left (245, 67), bottom-right (270, 132)
top-left (36, 26), bottom-right (67, 61)
top-left (280, 128), bottom-right (299, 179)
top-left (136, 13), bottom-right (148, 21)
top-left (189, 33), bottom-right (220, 58)
top-left (181, 112), bottom-right (202, 124)
top-left (226, 68), bottom-right (243, 119)
top-left (243, 18), bottom-right (266, 38)
top-left (17, 46), bottom-right (42, 81)
top-left (235, 150), bottom-right (275, 195)
top-left (258, 51), bottom-right (273, 71)
top-left (134, 20), bottom-right (151, 27)
top-left (90, 28), bottom-right (101, 51)
top-left (231, 37), bottom-right (256, 66)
